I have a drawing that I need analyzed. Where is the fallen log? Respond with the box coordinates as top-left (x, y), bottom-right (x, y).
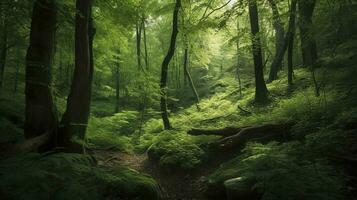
top-left (187, 127), bottom-right (243, 137)
top-left (210, 123), bottom-right (291, 151)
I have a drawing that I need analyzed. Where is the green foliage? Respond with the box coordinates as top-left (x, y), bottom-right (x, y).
top-left (0, 153), bottom-right (161, 200)
top-left (146, 130), bottom-right (206, 170)
top-left (207, 142), bottom-right (345, 200)
top-left (86, 111), bottom-right (140, 152)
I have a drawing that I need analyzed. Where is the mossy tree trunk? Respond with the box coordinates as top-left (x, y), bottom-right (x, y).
top-left (59, 0), bottom-right (95, 152)
top-left (248, 0), bottom-right (268, 103)
top-left (24, 0), bottom-right (58, 145)
top-left (0, 5), bottom-right (8, 89)
top-left (160, 0), bottom-right (181, 130)
top-left (288, 0), bottom-right (298, 86)
top-left (267, 0), bottom-right (285, 75)
top-left (183, 46), bottom-right (200, 109)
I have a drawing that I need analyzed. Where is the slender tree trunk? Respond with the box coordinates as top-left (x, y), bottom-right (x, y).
top-left (14, 46), bottom-right (20, 93)
top-left (298, 0), bottom-right (318, 68)
top-left (115, 50), bottom-right (120, 113)
top-left (267, 0), bottom-right (285, 73)
top-left (142, 18), bottom-right (149, 70)
top-left (268, 0), bottom-right (298, 83)
top-left (59, 0), bottom-right (95, 152)
top-left (298, 0), bottom-right (319, 96)
top-left (287, 0), bottom-right (298, 86)
top-left (236, 20), bottom-right (242, 97)
top-left (248, 0), bottom-right (268, 103)
top-left (136, 21), bottom-right (143, 71)
top-left (160, 0), bottom-right (181, 130)
top-left (24, 0), bottom-right (57, 144)
top-left (183, 47), bottom-right (200, 109)
top-left (58, 50), bottom-right (63, 83)
top-left (0, 16), bottom-right (7, 89)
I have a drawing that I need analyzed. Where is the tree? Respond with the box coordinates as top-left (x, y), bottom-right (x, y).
top-left (287, 0), bottom-right (298, 86)
top-left (160, 0), bottom-right (181, 130)
top-left (267, 0), bottom-right (285, 76)
top-left (0, 1), bottom-right (8, 88)
top-left (183, 46), bottom-right (200, 109)
top-left (248, 0), bottom-right (268, 103)
top-left (298, 0), bottom-right (318, 68)
top-left (268, 0), bottom-right (298, 83)
top-left (115, 49), bottom-right (121, 113)
top-left (59, 0), bottom-right (95, 151)
top-left (24, 0), bottom-right (57, 143)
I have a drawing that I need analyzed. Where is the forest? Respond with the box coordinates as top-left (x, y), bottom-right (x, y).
top-left (0, 0), bottom-right (356, 199)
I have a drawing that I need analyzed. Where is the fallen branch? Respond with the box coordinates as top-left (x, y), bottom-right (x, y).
top-left (210, 123), bottom-right (291, 151)
top-left (187, 127), bottom-right (243, 137)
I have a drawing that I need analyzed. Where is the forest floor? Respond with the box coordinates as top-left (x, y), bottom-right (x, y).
top-left (94, 149), bottom-right (206, 200)
top-left (93, 149), bottom-right (231, 200)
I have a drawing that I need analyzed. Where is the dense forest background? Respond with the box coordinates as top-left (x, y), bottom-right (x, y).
top-left (0, 0), bottom-right (357, 199)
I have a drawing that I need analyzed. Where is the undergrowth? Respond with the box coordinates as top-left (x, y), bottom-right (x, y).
top-left (0, 153), bottom-right (161, 200)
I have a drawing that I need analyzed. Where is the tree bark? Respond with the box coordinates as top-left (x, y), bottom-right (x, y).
top-left (248, 0), bottom-right (268, 103)
top-left (298, 0), bottom-right (319, 96)
top-left (211, 124), bottom-right (290, 151)
top-left (236, 20), bottom-right (242, 97)
top-left (187, 127), bottom-right (244, 137)
top-left (267, 0), bottom-right (285, 74)
top-left (0, 13), bottom-right (7, 89)
top-left (59, 0), bottom-right (95, 152)
top-left (115, 49), bottom-right (120, 113)
top-left (142, 17), bottom-right (149, 70)
top-left (160, 0), bottom-right (181, 130)
top-left (24, 0), bottom-right (57, 145)
top-left (268, 0), bottom-right (298, 83)
top-left (183, 47), bottom-right (200, 109)
top-left (136, 21), bottom-right (143, 71)
top-left (298, 0), bottom-right (318, 68)
top-left (287, 0), bottom-right (298, 86)
top-left (13, 46), bottom-right (20, 93)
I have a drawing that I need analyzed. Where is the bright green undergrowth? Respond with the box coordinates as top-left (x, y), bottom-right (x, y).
top-left (207, 140), bottom-right (346, 200)
top-left (137, 64), bottom-right (356, 171)
top-left (86, 111), bottom-right (140, 152)
top-left (0, 153), bottom-right (161, 200)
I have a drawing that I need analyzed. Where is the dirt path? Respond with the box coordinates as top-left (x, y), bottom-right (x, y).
top-left (93, 150), bottom-right (210, 200)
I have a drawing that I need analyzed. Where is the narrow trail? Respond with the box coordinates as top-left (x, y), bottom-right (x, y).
top-left (93, 150), bottom-right (224, 200)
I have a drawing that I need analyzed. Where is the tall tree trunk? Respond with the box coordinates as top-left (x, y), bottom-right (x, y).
top-left (13, 46), bottom-right (20, 93)
top-left (236, 20), bottom-right (242, 97)
top-left (136, 21), bottom-right (143, 71)
top-left (183, 47), bottom-right (200, 109)
top-left (298, 0), bottom-right (318, 68)
top-left (287, 0), bottom-right (298, 86)
top-left (248, 0), bottom-right (268, 103)
top-left (268, 0), bottom-right (298, 83)
top-left (115, 49), bottom-right (120, 113)
top-left (24, 0), bottom-right (57, 143)
top-left (160, 0), bottom-right (181, 130)
top-left (142, 18), bottom-right (149, 70)
top-left (298, 0), bottom-right (319, 96)
top-left (267, 0), bottom-right (285, 73)
top-left (59, 0), bottom-right (95, 152)
top-left (0, 14), bottom-right (7, 89)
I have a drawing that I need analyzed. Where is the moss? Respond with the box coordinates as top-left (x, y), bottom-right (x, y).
top-left (0, 153), bottom-right (161, 200)
top-left (206, 142), bottom-right (345, 200)
top-left (146, 130), bottom-right (206, 170)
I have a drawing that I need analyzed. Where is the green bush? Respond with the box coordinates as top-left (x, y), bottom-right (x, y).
top-left (146, 130), bottom-right (206, 170)
top-left (86, 111), bottom-right (139, 151)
